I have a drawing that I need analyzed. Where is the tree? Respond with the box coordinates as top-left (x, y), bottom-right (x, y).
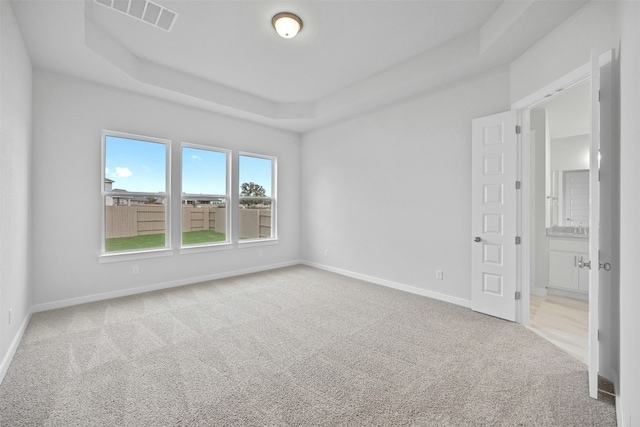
top-left (240, 182), bottom-right (267, 208)
top-left (241, 182), bottom-right (266, 197)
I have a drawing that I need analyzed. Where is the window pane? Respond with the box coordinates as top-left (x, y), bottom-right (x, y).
top-left (238, 201), bottom-right (273, 240)
top-left (239, 155), bottom-right (272, 197)
top-left (239, 154), bottom-right (274, 240)
top-left (181, 146), bottom-right (229, 246)
top-left (104, 196), bottom-right (166, 252)
top-left (103, 134), bottom-right (168, 253)
top-left (105, 135), bottom-right (166, 193)
top-left (182, 147), bottom-right (227, 195)
top-left (182, 198), bottom-right (227, 245)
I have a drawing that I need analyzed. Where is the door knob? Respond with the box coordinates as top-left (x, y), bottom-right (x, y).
top-left (600, 262), bottom-right (612, 271)
top-left (474, 237), bottom-right (481, 242)
top-left (578, 257), bottom-right (591, 269)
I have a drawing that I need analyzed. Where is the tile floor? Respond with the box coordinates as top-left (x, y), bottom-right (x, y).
top-left (526, 293), bottom-right (589, 364)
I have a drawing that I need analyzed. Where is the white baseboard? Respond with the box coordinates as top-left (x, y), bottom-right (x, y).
top-left (32, 260), bottom-right (302, 313)
top-left (301, 261), bottom-right (472, 309)
top-left (0, 308), bottom-right (32, 385)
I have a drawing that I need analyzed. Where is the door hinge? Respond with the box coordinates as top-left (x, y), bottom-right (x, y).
top-left (598, 329), bottom-right (600, 341)
top-left (515, 180), bottom-right (521, 190)
top-left (515, 291), bottom-right (521, 300)
top-left (515, 125), bottom-right (522, 135)
top-left (599, 90), bottom-right (601, 102)
top-left (515, 236), bottom-right (521, 245)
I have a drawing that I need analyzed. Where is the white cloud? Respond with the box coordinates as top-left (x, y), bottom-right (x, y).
top-left (142, 165), bottom-right (151, 173)
top-left (114, 167), bottom-right (133, 178)
top-left (192, 155), bottom-right (202, 161)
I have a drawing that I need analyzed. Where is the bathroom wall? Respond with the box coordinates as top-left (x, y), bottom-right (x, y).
top-left (550, 134), bottom-right (590, 171)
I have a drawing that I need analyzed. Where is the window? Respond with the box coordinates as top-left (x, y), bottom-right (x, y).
top-left (102, 131), bottom-right (169, 254)
top-left (239, 153), bottom-right (276, 241)
top-left (100, 132), bottom-right (276, 257)
top-left (181, 144), bottom-right (230, 247)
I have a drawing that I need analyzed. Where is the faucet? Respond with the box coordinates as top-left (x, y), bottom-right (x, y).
top-left (578, 222), bottom-right (584, 235)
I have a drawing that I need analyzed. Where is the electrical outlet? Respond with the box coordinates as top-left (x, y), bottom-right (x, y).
top-left (436, 270), bottom-right (443, 280)
top-left (132, 265), bottom-right (139, 275)
top-left (324, 249), bottom-right (329, 257)
top-left (8, 308), bottom-right (12, 325)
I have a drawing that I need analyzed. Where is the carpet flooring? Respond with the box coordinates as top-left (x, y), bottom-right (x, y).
top-left (0, 265), bottom-right (616, 426)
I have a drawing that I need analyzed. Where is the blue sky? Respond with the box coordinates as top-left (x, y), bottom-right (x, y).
top-left (182, 147), bottom-right (226, 194)
top-left (105, 136), bottom-right (272, 195)
top-left (105, 136), bottom-right (166, 193)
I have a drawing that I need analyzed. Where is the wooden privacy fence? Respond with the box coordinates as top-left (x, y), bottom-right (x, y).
top-left (182, 206), bottom-right (226, 234)
top-left (105, 205), bottom-right (271, 239)
top-left (105, 205), bottom-right (165, 238)
top-left (239, 209), bottom-right (272, 239)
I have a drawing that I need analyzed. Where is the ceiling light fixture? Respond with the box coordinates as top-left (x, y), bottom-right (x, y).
top-left (272, 12), bottom-right (303, 39)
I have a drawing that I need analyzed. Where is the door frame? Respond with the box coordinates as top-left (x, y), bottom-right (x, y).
top-left (511, 62), bottom-right (591, 324)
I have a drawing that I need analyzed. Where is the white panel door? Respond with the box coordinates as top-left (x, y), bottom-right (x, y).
top-left (583, 50), bottom-right (613, 399)
top-left (471, 111), bottom-right (518, 321)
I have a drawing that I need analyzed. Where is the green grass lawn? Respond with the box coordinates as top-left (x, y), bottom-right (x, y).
top-left (182, 230), bottom-right (226, 245)
top-left (105, 230), bottom-right (226, 252)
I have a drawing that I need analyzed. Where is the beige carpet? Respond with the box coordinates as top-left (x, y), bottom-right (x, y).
top-left (0, 265), bottom-right (616, 426)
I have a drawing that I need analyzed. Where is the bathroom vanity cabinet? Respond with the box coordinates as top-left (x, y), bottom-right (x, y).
top-left (548, 237), bottom-right (589, 293)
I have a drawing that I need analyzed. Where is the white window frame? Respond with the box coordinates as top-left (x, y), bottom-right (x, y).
top-left (99, 130), bottom-right (172, 262)
top-left (180, 143), bottom-right (232, 252)
top-left (238, 152), bottom-right (277, 246)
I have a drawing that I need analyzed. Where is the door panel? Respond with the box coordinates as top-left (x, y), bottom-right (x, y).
top-left (595, 50), bottom-right (615, 384)
top-left (582, 50), bottom-right (613, 399)
top-left (471, 111), bottom-right (518, 322)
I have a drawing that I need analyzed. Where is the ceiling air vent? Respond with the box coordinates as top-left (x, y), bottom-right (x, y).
top-left (94, 0), bottom-right (178, 32)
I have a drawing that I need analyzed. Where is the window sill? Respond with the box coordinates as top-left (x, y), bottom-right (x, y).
top-left (179, 242), bottom-right (233, 255)
top-left (98, 248), bottom-right (174, 263)
top-left (237, 238), bottom-right (279, 248)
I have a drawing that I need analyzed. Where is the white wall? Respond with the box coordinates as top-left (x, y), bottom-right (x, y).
top-left (617, 2), bottom-right (640, 425)
top-left (0, 1), bottom-right (32, 376)
top-left (30, 70), bottom-right (301, 307)
top-left (301, 67), bottom-right (510, 303)
top-left (550, 134), bottom-right (590, 171)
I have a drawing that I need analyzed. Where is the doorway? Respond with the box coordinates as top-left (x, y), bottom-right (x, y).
top-left (524, 78), bottom-right (591, 364)
top-left (516, 51), bottom-right (614, 399)
top-left (472, 51), bottom-right (613, 398)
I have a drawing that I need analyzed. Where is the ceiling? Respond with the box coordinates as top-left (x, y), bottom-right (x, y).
top-left (10, 0), bottom-right (588, 132)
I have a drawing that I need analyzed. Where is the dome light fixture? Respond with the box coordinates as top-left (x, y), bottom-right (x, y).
top-left (272, 12), bottom-right (303, 39)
